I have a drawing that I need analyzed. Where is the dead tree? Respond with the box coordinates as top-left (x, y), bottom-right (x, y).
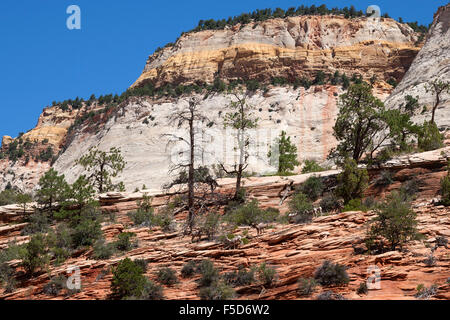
top-left (220, 90), bottom-right (258, 200)
top-left (163, 97), bottom-right (210, 233)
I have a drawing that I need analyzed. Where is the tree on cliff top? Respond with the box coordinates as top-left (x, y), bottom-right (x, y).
top-left (76, 147), bottom-right (126, 194)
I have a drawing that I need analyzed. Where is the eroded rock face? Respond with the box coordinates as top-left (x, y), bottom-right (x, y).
top-left (385, 4), bottom-right (450, 127)
top-left (52, 86), bottom-right (341, 191)
top-left (132, 15), bottom-right (421, 88)
top-left (0, 153), bottom-right (449, 300)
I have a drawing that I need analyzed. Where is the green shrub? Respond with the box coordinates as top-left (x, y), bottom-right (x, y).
top-left (367, 191), bottom-right (419, 251)
top-left (21, 210), bottom-right (51, 235)
top-left (376, 170), bottom-right (394, 186)
top-left (223, 266), bottom-right (255, 287)
top-left (199, 281), bottom-right (235, 300)
top-left (110, 258), bottom-right (148, 299)
top-left (0, 189), bottom-right (18, 206)
top-left (197, 259), bottom-right (220, 287)
top-left (128, 194), bottom-right (154, 226)
top-left (21, 234), bottom-right (49, 275)
top-left (320, 193), bottom-right (342, 213)
top-left (357, 282), bottom-right (368, 295)
top-left (302, 160), bottom-right (326, 174)
top-left (181, 261), bottom-right (197, 278)
top-left (43, 275), bottom-right (67, 296)
top-left (314, 260), bottom-right (349, 287)
top-left (0, 263), bottom-right (16, 293)
top-left (418, 121), bottom-right (443, 151)
top-left (343, 198), bottom-right (368, 212)
top-left (71, 216), bottom-right (102, 248)
top-left (257, 263), bottom-right (276, 287)
top-left (156, 267), bottom-right (178, 285)
top-left (140, 280), bottom-right (164, 300)
top-left (300, 176), bottom-right (324, 201)
top-left (93, 239), bottom-right (115, 260)
top-left (288, 192), bottom-right (313, 224)
top-left (200, 212), bottom-right (221, 240)
top-left (297, 278), bottom-right (317, 296)
top-left (114, 232), bottom-right (137, 252)
top-left (134, 259), bottom-right (148, 273)
top-left (399, 179), bottom-right (420, 197)
top-left (415, 284), bottom-right (437, 299)
top-left (336, 158), bottom-right (369, 204)
top-left (225, 199), bottom-right (278, 226)
top-left (440, 173), bottom-right (450, 206)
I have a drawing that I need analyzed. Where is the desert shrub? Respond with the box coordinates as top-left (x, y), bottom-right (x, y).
top-left (200, 212), bottom-right (221, 239)
top-left (110, 258), bottom-right (148, 299)
top-left (300, 176), bottom-right (324, 201)
top-left (71, 216), bottom-right (102, 248)
top-left (225, 199), bottom-right (278, 226)
top-left (376, 170), bottom-right (394, 186)
top-left (423, 253), bottom-right (436, 267)
top-left (257, 263), bottom-right (276, 287)
top-left (367, 191), bottom-right (420, 251)
top-left (336, 158), bottom-right (369, 204)
top-left (21, 210), bottom-right (51, 235)
top-left (199, 281), bottom-right (235, 300)
top-left (21, 233), bottom-right (49, 275)
top-left (362, 197), bottom-right (378, 210)
top-left (0, 189), bottom-right (18, 206)
top-left (357, 282), bottom-right (368, 295)
top-left (156, 267), bottom-right (178, 285)
top-left (302, 160), bottom-right (325, 174)
top-left (140, 280), bottom-right (164, 300)
top-left (0, 263), bottom-right (16, 293)
top-left (343, 198), bottom-right (368, 212)
top-left (297, 278), bottom-right (317, 296)
top-left (418, 121), bottom-right (443, 151)
top-left (320, 193), bottom-right (342, 213)
top-left (92, 239), bottom-right (115, 260)
top-left (50, 247), bottom-right (71, 266)
top-left (46, 224), bottom-right (73, 265)
top-left (435, 236), bottom-right (448, 249)
top-left (223, 266), bottom-right (255, 287)
top-left (43, 275), bottom-right (67, 296)
top-left (114, 232), bottom-right (137, 252)
top-left (197, 259), bottom-right (220, 287)
top-left (440, 172), bottom-right (450, 206)
top-left (289, 192), bottom-right (313, 224)
top-left (314, 260), bottom-right (349, 287)
top-left (316, 290), bottom-right (346, 300)
top-left (399, 179), bottom-right (420, 198)
top-left (128, 194), bottom-right (154, 226)
top-left (181, 261), bottom-right (197, 278)
top-left (415, 284), bottom-right (437, 299)
top-left (134, 259), bottom-right (148, 273)
top-left (152, 208), bottom-right (175, 232)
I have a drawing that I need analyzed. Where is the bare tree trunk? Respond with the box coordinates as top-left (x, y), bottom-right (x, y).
top-left (188, 108), bottom-right (195, 231)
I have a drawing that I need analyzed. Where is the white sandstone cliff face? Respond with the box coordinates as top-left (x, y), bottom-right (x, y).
top-left (53, 86), bottom-right (342, 192)
top-left (385, 4), bottom-right (450, 128)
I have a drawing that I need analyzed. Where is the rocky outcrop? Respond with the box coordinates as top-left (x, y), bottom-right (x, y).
top-left (385, 4), bottom-right (450, 127)
top-left (132, 15), bottom-right (421, 88)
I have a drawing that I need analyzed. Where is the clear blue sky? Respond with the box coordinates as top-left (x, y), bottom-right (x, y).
top-left (0, 0), bottom-right (447, 139)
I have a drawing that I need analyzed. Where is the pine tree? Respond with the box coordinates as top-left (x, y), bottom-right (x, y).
top-left (269, 131), bottom-right (299, 174)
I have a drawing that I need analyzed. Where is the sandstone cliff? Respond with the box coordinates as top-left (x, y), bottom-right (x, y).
top-left (132, 15), bottom-right (420, 88)
top-left (385, 4), bottom-right (450, 128)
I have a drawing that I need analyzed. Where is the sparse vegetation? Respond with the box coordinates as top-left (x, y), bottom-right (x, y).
top-left (335, 158), bottom-right (369, 204)
top-left (257, 262), bottom-right (276, 287)
top-left (301, 160), bottom-right (326, 174)
top-left (297, 278), bottom-right (317, 296)
top-left (288, 192), bottom-right (313, 224)
top-left (314, 260), bottom-right (349, 287)
top-left (300, 176), bottom-right (324, 201)
top-left (156, 267), bottom-right (178, 285)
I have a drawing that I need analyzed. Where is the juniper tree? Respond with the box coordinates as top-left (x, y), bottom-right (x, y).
top-left (329, 83), bottom-right (387, 163)
top-left (76, 147), bottom-right (126, 193)
top-left (268, 131), bottom-right (299, 174)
